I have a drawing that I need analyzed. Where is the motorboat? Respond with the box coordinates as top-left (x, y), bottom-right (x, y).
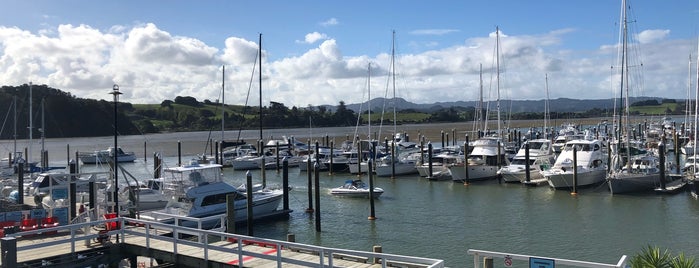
top-left (374, 150), bottom-right (420, 177)
top-left (498, 139), bottom-right (556, 183)
top-left (139, 161), bottom-right (284, 229)
top-left (120, 178), bottom-right (170, 211)
top-left (542, 138), bottom-right (607, 189)
top-left (330, 179), bottom-right (383, 198)
top-left (448, 137), bottom-right (510, 182)
top-left (79, 147), bottom-right (136, 164)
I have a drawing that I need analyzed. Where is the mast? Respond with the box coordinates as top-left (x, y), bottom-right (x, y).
top-left (391, 30), bottom-right (397, 137)
top-left (221, 65), bottom-right (225, 142)
top-left (368, 63), bottom-right (372, 141)
top-left (545, 74), bottom-right (550, 134)
top-left (495, 26), bottom-right (502, 137)
top-left (693, 37), bottom-right (698, 176)
top-left (621, 0), bottom-right (632, 171)
top-left (258, 33), bottom-right (263, 141)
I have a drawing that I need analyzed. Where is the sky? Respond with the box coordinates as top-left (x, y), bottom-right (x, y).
top-left (0, 0), bottom-right (698, 108)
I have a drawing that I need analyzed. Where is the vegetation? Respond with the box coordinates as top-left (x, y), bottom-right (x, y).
top-left (0, 84), bottom-right (688, 139)
top-left (629, 245), bottom-right (696, 268)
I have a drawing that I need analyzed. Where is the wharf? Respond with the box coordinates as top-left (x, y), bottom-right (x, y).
top-left (1, 217), bottom-right (444, 267)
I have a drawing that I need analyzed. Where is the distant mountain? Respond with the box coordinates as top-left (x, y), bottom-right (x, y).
top-left (330, 97), bottom-right (663, 113)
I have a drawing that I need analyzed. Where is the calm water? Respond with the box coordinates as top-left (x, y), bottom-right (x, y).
top-left (4, 124), bottom-right (699, 267)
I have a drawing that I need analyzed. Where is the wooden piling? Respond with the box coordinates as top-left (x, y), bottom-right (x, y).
top-left (283, 158), bottom-right (289, 211)
top-left (246, 171), bottom-right (253, 236)
top-left (314, 159), bottom-right (321, 232)
top-left (572, 146), bottom-right (578, 195)
top-left (369, 159), bottom-right (376, 220)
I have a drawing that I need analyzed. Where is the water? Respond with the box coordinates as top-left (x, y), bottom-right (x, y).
top-left (4, 125), bottom-right (699, 267)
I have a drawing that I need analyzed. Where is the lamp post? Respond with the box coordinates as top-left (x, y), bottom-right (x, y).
top-left (110, 84), bottom-right (122, 218)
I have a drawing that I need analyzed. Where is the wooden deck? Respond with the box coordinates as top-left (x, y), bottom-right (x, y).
top-left (1, 217), bottom-right (444, 267)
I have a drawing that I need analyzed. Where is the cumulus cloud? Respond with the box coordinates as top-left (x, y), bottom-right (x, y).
top-left (0, 22), bottom-right (692, 107)
top-left (298, 32), bottom-right (328, 44)
top-left (636, 29), bottom-right (670, 44)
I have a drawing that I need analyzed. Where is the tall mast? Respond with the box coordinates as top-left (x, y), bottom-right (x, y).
top-left (621, 0), bottom-right (632, 171)
top-left (391, 30), bottom-right (397, 137)
top-left (693, 37), bottom-right (698, 176)
top-left (258, 33), bottom-right (263, 141)
top-left (495, 26), bottom-right (502, 137)
top-left (545, 74), bottom-right (550, 133)
top-left (221, 65), bottom-right (225, 142)
top-left (368, 63), bottom-right (372, 140)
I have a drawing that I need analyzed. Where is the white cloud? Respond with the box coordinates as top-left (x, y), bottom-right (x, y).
top-left (320, 18), bottom-right (339, 27)
top-left (636, 29), bottom-right (670, 44)
top-left (300, 32), bottom-right (328, 44)
top-left (0, 23), bottom-right (692, 108)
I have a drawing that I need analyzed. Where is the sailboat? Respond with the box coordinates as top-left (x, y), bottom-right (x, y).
top-left (449, 26), bottom-right (509, 182)
top-left (375, 31), bottom-right (419, 177)
top-left (605, 0), bottom-right (671, 194)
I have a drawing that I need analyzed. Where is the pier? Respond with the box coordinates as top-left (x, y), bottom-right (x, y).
top-left (1, 216), bottom-right (445, 267)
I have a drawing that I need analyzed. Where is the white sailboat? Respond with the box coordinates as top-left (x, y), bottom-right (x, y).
top-left (449, 26), bottom-right (509, 182)
top-left (375, 31), bottom-right (418, 177)
top-left (606, 0), bottom-right (669, 194)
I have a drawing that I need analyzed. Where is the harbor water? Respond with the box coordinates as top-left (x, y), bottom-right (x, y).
top-left (4, 123), bottom-right (699, 267)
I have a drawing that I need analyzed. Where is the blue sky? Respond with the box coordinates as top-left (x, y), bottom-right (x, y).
top-left (1, 0), bottom-right (698, 108)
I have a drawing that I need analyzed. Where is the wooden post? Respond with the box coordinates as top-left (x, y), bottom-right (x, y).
top-left (373, 245), bottom-right (382, 264)
top-left (484, 257), bottom-right (494, 268)
top-left (314, 160), bottom-right (321, 232)
top-left (287, 233), bottom-right (295, 243)
top-left (464, 135), bottom-right (470, 184)
top-left (659, 143), bottom-right (666, 190)
top-left (427, 143), bottom-right (433, 179)
top-left (306, 145), bottom-right (314, 213)
top-left (390, 142), bottom-right (395, 179)
top-left (357, 139), bottom-right (363, 175)
top-left (17, 162), bottom-right (24, 205)
top-left (260, 140), bottom-right (266, 188)
top-left (452, 128), bottom-right (456, 146)
top-left (1, 237), bottom-right (17, 267)
top-left (572, 146), bottom-right (578, 195)
top-left (369, 159), bottom-right (376, 220)
top-left (282, 158), bottom-right (289, 211)
top-left (525, 142), bottom-right (531, 182)
top-left (329, 141), bottom-right (334, 175)
top-left (246, 171), bottom-right (253, 236)
top-left (227, 192), bottom-right (237, 234)
top-left (276, 141), bottom-right (280, 173)
top-left (144, 141), bottom-right (147, 162)
top-left (441, 130), bottom-right (445, 148)
top-left (177, 140), bottom-right (182, 166)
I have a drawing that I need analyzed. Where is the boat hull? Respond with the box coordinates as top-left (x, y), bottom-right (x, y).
top-left (544, 168), bottom-right (606, 189)
top-left (449, 164), bottom-right (500, 182)
top-left (607, 173), bottom-right (661, 194)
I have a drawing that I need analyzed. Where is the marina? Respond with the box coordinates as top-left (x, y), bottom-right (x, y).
top-left (1, 123), bottom-right (698, 267)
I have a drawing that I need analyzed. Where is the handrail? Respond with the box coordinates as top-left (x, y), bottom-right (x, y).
top-left (467, 249), bottom-right (627, 268)
top-left (4, 217), bottom-right (445, 268)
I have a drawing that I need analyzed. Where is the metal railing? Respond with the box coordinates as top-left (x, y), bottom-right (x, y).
top-left (468, 249), bottom-right (627, 268)
top-left (3, 217), bottom-right (444, 268)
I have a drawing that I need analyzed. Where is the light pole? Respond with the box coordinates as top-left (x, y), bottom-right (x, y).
top-left (110, 84), bottom-right (122, 218)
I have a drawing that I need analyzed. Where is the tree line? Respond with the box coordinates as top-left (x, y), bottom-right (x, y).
top-left (0, 84), bottom-right (685, 139)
